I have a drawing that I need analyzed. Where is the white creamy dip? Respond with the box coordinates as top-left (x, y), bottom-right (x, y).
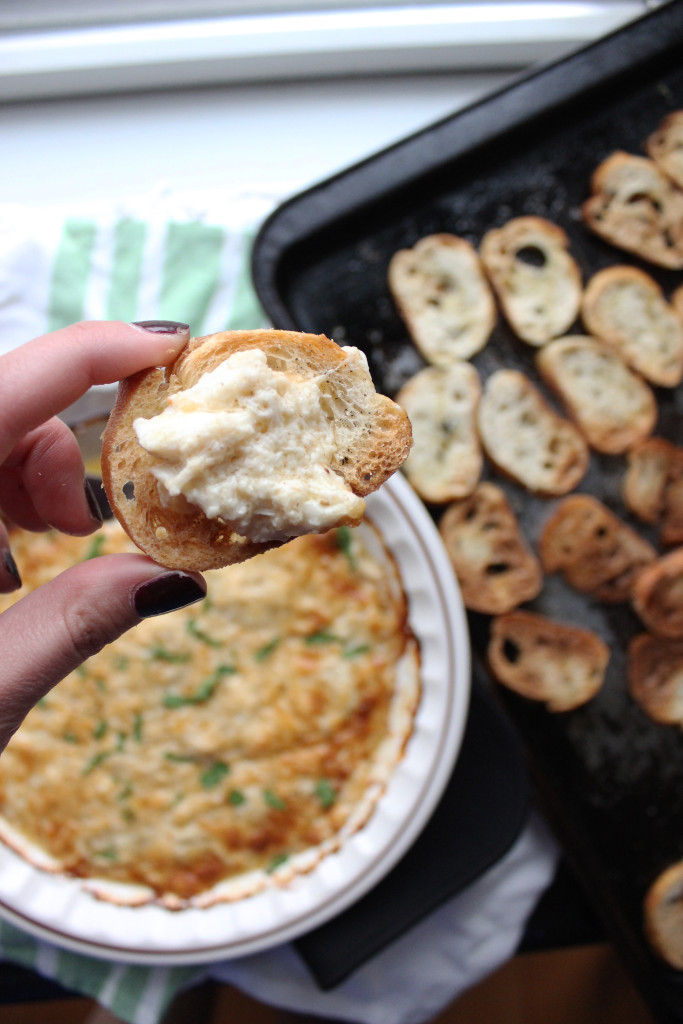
top-left (133, 348), bottom-right (366, 543)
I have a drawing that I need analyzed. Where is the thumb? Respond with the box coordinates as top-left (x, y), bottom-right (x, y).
top-left (0, 554), bottom-right (206, 752)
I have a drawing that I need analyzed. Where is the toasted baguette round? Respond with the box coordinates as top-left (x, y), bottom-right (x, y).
top-left (673, 284), bottom-right (683, 325)
top-left (477, 369), bottom-right (588, 496)
top-left (632, 548), bottom-right (683, 639)
top-left (536, 335), bottom-right (657, 455)
top-left (488, 610), bottom-right (609, 712)
top-left (646, 110), bottom-right (683, 190)
top-left (539, 494), bottom-right (656, 604)
top-left (644, 860), bottom-right (683, 970)
top-left (479, 216), bottom-right (582, 345)
top-left (582, 152), bottom-right (683, 269)
top-left (581, 266), bottom-right (683, 388)
top-left (438, 482), bottom-right (542, 615)
top-left (624, 438), bottom-right (683, 546)
top-left (628, 633), bottom-right (683, 727)
top-left (101, 329), bottom-right (412, 571)
top-left (388, 233), bottom-right (496, 365)
top-left (395, 362), bottom-right (482, 503)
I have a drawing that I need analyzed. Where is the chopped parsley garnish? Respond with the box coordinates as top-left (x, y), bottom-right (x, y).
top-left (315, 779), bottom-right (337, 810)
top-left (82, 750), bottom-right (112, 776)
top-left (63, 731), bottom-right (78, 744)
top-left (94, 845), bottom-right (118, 861)
top-left (263, 788), bottom-right (287, 811)
top-left (200, 761), bottom-right (230, 789)
top-left (163, 664), bottom-right (235, 708)
top-left (343, 643), bottom-right (372, 659)
top-left (254, 637), bottom-right (280, 662)
top-left (335, 526), bottom-right (357, 570)
top-left (228, 789), bottom-right (246, 806)
top-left (93, 720), bottom-right (108, 741)
top-left (186, 619), bottom-right (222, 648)
top-left (164, 752), bottom-right (197, 763)
top-left (151, 645), bottom-right (191, 664)
top-left (83, 534), bottom-right (106, 560)
top-left (132, 713), bottom-right (143, 742)
top-left (305, 629), bottom-right (340, 646)
top-left (266, 853), bottom-right (289, 873)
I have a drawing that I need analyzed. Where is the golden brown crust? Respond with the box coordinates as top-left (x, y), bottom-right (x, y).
top-left (632, 548), bottom-right (683, 639)
top-left (438, 483), bottom-right (542, 615)
top-left (101, 329), bottom-right (412, 571)
top-left (488, 610), bottom-right (609, 712)
top-left (539, 494), bottom-right (656, 603)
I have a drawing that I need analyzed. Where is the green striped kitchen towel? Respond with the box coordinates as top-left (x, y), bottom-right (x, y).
top-left (0, 187), bottom-right (279, 1023)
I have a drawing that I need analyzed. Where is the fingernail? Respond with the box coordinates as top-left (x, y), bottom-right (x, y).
top-left (132, 320), bottom-right (190, 335)
top-left (2, 550), bottom-right (22, 591)
top-left (84, 478), bottom-right (104, 525)
top-left (133, 572), bottom-right (206, 618)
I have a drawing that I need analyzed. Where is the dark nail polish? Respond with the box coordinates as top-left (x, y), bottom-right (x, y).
top-left (84, 478), bottom-right (104, 525)
top-left (133, 573), bottom-right (206, 618)
top-left (2, 551), bottom-right (22, 590)
top-left (133, 320), bottom-right (190, 334)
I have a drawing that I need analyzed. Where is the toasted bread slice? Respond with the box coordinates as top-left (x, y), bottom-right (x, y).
top-left (673, 284), bottom-right (683, 325)
top-left (479, 216), bottom-right (582, 345)
top-left (644, 860), bottom-right (683, 970)
top-left (582, 152), bottom-right (683, 269)
top-left (581, 266), bottom-right (683, 387)
top-left (488, 610), bottom-right (609, 712)
top-left (632, 548), bottom-right (683, 639)
top-left (624, 438), bottom-right (683, 546)
top-left (395, 362), bottom-right (482, 503)
top-left (438, 483), bottom-right (542, 614)
top-left (628, 633), bottom-right (683, 727)
top-left (536, 335), bottom-right (657, 455)
top-left (101, 329), bottom-right (412, 571)
top-left (539, 494), bottom-right (656, 603)
top-left (387, 234), bottom-right (496, 365)
top-left (646, 110), bottom-right (683, 190)
top-left (477, 369), bottom-right (588, 496)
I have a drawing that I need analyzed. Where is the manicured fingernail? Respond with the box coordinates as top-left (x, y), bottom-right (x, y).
top-left (84, 478), bottom-right (104, 525)
top-left (133, 573), bottom-right (206, 618)
top-left (132, 320), bottom-right (190, 334)
top-left (2, 551), bottom-right (22, 591)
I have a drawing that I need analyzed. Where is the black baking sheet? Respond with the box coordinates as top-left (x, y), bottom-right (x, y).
top-left (252, 2), bottom-right (683, 1021)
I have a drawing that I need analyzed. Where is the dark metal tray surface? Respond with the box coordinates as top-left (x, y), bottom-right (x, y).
top-left (252, 2), bottom-right (683, 1020)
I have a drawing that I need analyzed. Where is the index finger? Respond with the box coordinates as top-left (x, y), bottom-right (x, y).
top-left (0, 320), bottom-right (190, 464)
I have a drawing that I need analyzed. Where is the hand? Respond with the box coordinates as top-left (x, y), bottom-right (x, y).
top-left (0, 321), bottom-right (207, 752)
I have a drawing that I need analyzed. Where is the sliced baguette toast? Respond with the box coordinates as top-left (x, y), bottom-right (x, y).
top-left (438, 482), bottom-right (542, 614)
top-left (536, 335), bottom-right (657, 455)
top-left (645, 860), bottom-right (683, 970)
top-left (673, 284), bottom-right (683, 325)
top-left (623, 437), bottom-right (683, 546)
top-left (582, 152), bottom-right (683, 269)
top-left (632, 547), bottom-right (683, 639)
top-left (479, 216), bottom-right (582, 346)
top-left (628, 633), bottom-right (683, 727)
top-left (646, 110), bottom-right (683, 190)
top-left (539, 494), bottom-right (656, 603)
top-left (477, 369), bottom-right (588, 496)
top-left (581, 266), bottom-right (683, 388)
top-left (395, 362), bottom-right (482, 503)
top-left (387, 234), bottom-right (496, 365)
top-left (488, 610), bottom-right (609, 712)
top-left (101, 329), bottom-right (412, 571)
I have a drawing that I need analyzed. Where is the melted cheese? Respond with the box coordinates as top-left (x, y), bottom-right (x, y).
top-left (0, 518), bottom-right (418, 907)
top-left (133, 348), bottom-right (366, 542)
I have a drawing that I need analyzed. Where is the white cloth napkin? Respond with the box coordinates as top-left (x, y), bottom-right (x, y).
top-left (0, 191), bottom-right (560, 1024)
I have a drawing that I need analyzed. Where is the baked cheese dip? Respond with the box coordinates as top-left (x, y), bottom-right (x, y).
top-left (0, 518), bottom-right (419, 908)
